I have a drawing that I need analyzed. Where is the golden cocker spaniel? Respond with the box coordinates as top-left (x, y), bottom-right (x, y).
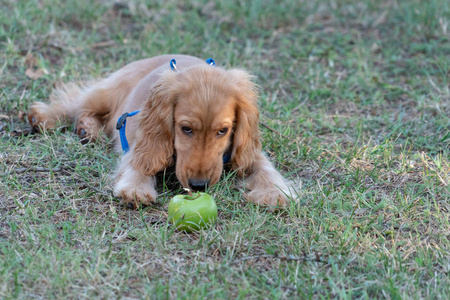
top-left (28, 55), bottom-right (297, 208)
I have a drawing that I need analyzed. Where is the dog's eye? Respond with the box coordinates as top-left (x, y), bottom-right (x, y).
top-left (182, 126), bottom-right (193, 135)
top-left (218, 128), bottom-right (228, 136)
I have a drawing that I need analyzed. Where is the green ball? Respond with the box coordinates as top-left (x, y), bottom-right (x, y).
top-left (168, 192), bottom-right (218, 233)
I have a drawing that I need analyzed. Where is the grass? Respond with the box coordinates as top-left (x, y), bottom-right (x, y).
top-left (1, 0), bottom-right (449, 298)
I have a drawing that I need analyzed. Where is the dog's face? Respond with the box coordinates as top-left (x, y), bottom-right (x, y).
top-left (132, 65), bottom-right (262, 191)
top-left (174, 94), bottom-right (235, 190)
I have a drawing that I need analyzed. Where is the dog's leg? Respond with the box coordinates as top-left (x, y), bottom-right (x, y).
top-left (28, 82), bottom-right (109, 142)
top-left (28, 82), bottom-right (92, 132)
top-left (240, 153), bottom-right (298, 207)
top-left (114, 151), bottom-right (158, 208)
top-left (75, 115), bottom-right (103, 144)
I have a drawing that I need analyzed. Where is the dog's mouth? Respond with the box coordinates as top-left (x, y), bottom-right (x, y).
top-left (187, 178), bottom-right (210, 191)
top-left (177, 169), bottom-right (222, 193)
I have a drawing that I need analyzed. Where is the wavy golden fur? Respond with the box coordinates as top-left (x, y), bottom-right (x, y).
top-left (28, 55), bottom-right (297, 208)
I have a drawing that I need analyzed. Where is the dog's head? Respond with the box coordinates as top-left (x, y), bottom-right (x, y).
top-left (132, 65), bottom-right (261, 191)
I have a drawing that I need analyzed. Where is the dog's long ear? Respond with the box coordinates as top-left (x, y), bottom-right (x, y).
top-left (229, 69), bottom-right (262, 175)
top-left (131, 71), bottom-right (179, 175)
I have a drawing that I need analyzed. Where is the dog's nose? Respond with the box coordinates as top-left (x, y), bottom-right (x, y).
top-left (188, 179), bottom-right (210, 191)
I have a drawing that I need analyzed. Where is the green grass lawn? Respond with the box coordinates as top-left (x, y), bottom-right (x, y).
top-left (1, 0), bottom-right (449, 298)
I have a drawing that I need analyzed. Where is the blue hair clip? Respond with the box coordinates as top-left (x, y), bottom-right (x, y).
top-left (170, 59), bottom-right (177, 71)
top-left (206, 58), bottom-right (215, 66)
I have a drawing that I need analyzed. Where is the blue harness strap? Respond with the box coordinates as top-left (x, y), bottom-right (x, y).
top-left (171, 58), bottom-right (215, 71)
top-left (170, 59), bottom-right (177, 71)
top-left (222, 152), bottom-right (231, 164)
top-left (116, 110), bottom-right (140, 153)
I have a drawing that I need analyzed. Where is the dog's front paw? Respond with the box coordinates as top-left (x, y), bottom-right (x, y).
top-left (245, 188), bottom-right (290, 208)
top-left (114, 181), bottom-right (157, 208)
top-left (113, 169), bottom-right (158, 208)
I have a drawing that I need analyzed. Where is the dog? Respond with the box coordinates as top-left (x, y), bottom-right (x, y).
top-left (27, 55), bottom-right (297, 208)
